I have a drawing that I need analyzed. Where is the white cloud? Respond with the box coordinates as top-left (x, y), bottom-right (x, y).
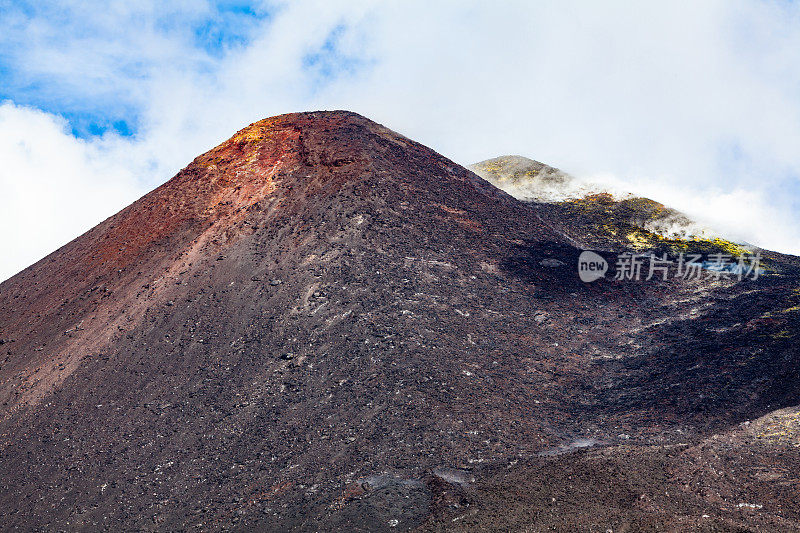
top-left (579, 172), bottom-right (800, 255)
top-left (1, 0), bottom-right (800, 280)
top-left (0, 102), bottom-right (149, 280)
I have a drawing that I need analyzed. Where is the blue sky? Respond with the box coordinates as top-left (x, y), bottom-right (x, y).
top-left (0, 1), bottom-right (374, 137)
top-left (0, 1), bottom-right (274, 137)
top-left (1, 0), bottom-right (800, 280)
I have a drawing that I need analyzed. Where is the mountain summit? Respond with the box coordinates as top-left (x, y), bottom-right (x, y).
top-left (1, 111), bottom-right (799, 531)
top-left (0, 111), bottom-right (561, 414)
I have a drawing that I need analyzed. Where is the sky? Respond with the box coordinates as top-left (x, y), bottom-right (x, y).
top-left (1, 0), bottom-right (800, 281)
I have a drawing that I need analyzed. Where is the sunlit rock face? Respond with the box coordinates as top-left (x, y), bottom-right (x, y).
top-left (469, 156), bottom-right (577, 202)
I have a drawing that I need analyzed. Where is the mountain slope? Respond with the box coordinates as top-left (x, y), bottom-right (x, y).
top-left (0, 112), bottom-right (799, 531)
top-left (469, 155), bottom-right (733, 253)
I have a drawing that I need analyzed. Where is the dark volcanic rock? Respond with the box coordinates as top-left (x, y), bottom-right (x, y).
top-left (0, 111), bottom-right (799, 531)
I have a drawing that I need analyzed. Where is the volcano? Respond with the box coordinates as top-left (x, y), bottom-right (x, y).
top-left (1, 111), bottom-right (800, 531)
